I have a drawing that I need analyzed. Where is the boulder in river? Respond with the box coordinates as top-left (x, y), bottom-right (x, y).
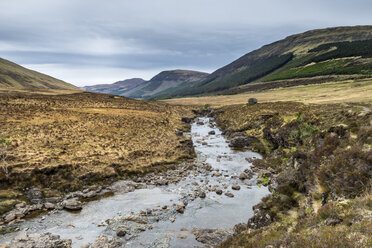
top-left (225, 192), bottom-right (235, 198)
top-left (232, 185), bottom-right (241, 190)
top-left (176, 203), bottom-right (186, 214)
top-left (199, 191), bottom-right (206, 199)
top-left (116, 228), bottom-right (127, 237)
top-left (208, 130), bottom-right (216, 135)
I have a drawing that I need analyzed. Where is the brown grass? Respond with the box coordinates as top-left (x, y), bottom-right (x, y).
top-left (163, 78), bottom-right (372, 107)
top-left (0, 91), bottom-right (195, 203)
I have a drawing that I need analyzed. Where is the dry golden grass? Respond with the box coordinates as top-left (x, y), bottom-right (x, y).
top-left (0, 92), bottom-right (195, 199)
top-left (163, 78), bottom-right (372, 107)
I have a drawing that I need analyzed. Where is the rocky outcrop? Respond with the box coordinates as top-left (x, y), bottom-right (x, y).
top-left (193, 228), bottom-right (233, 247)
top-left (91, 234), bottom-right (121, 248)
top-left (2, 232), bottom-right (71, 248)
top-left (228, 134), bottom-right (258, 149)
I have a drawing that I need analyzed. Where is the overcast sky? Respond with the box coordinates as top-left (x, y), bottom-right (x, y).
top-left (1, 0), bottom-right (372, 86)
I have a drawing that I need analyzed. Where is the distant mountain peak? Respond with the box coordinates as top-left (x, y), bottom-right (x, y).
top-left (83, 70), bottom-right (209, 99)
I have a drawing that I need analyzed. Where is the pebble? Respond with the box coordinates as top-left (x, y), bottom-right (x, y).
top-left (232, 185), bottom-right (241, 190)
top-left (225, 192), bottom-right (235, 198)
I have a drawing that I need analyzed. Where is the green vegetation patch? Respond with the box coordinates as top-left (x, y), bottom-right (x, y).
top-left (309, 39), bottom-right (372, 62)
top-left (264, 58), bottom-right (372, 81)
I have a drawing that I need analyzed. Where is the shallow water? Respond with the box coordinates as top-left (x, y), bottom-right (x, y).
top-left (0, 117), bottom-right (269, 247)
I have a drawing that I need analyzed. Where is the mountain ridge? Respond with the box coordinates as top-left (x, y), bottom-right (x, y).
top-left (83, 69), bottom-right (209, 99)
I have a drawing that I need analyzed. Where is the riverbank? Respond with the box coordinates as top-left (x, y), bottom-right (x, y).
top-left (0, 91), bottom-right (196, 221)
top-left (213, 101), bottom-right (372, 247)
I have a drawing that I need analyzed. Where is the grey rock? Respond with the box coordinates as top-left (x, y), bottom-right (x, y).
top-left (116, 228), bottom-right (127, 237)
top-left (176, 203), bottom-right (185, 214)
top-left (83, 191), bottom-right (98, 198)
top-left (4, 213), bottom-right (16, 223)
top-left (62, 198), bottom-right (82, 211)
top-left (110, 180), bottom-right (136, 193)
top-left (208, 130), bottom-right (216, 135)
top-left (199, 191), bottom-right (206, 199)
top-left (26, 187), bottom-right (44, 204)
top-left (44, 202), bottom-right (56, 210)
top-left (15, 203), bottom-right (26, 209)
top-left (225, 192), bottom-right (234, 198)
top-left (229, 136), bottom-right (256, 149)
top-left (232, 185), bottom-right (241, 190)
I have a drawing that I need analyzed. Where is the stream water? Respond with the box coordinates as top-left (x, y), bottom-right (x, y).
top-left (0, 117), bottom-right (269, 247)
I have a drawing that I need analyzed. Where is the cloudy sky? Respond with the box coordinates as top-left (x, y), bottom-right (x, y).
top-left (0, 0), bottom-right (371, 86)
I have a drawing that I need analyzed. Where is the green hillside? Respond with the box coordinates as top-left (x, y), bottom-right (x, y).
top-left (0, 57), bottom-right (80, 90)
top-left (154, 25), bottom-right (372, 99)
top-left (262, 39), bottom-right (372, 81)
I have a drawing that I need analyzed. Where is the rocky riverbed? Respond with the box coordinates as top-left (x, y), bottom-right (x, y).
top-left (0, 117), bottom-right (269, 247)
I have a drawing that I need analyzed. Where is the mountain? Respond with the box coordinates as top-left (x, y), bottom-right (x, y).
top-left (0, 57), bottom-right (79, 91)
top-left (84, 69), bottom-right (209, 99)
top-left (82, 78), bottom-right (146, 96)
top-left (155, 25), bottom-right (372, 98)
top-left (127, 70), bottom-right (209, 99)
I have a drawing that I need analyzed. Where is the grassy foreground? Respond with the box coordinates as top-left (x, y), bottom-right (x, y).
top-left (214, 101), bottom-right (371, 247)
top-left (0, 91), bottom-right (195, 214)
top-left (163, 78), bottom-right (372, 107)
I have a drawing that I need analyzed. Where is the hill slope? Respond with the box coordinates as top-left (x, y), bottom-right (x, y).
top-left (155, 25), bottom-right (372, 98)
top-left (0, 57), bottom-right (79, 91)
top-left (82, 78), bottom-right (146, 96)
top-left (84, 69), bottom-right (209, 99)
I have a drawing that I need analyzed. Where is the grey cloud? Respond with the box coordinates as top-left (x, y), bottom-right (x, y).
top-left (0, 0), bottom-right (371, 86)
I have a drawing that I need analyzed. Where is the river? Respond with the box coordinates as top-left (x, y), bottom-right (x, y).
top-left (0, 117), bottom-right (269, 247)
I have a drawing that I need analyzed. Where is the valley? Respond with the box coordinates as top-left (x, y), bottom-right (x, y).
top-left (0, 25), bottom-right (371, 248)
